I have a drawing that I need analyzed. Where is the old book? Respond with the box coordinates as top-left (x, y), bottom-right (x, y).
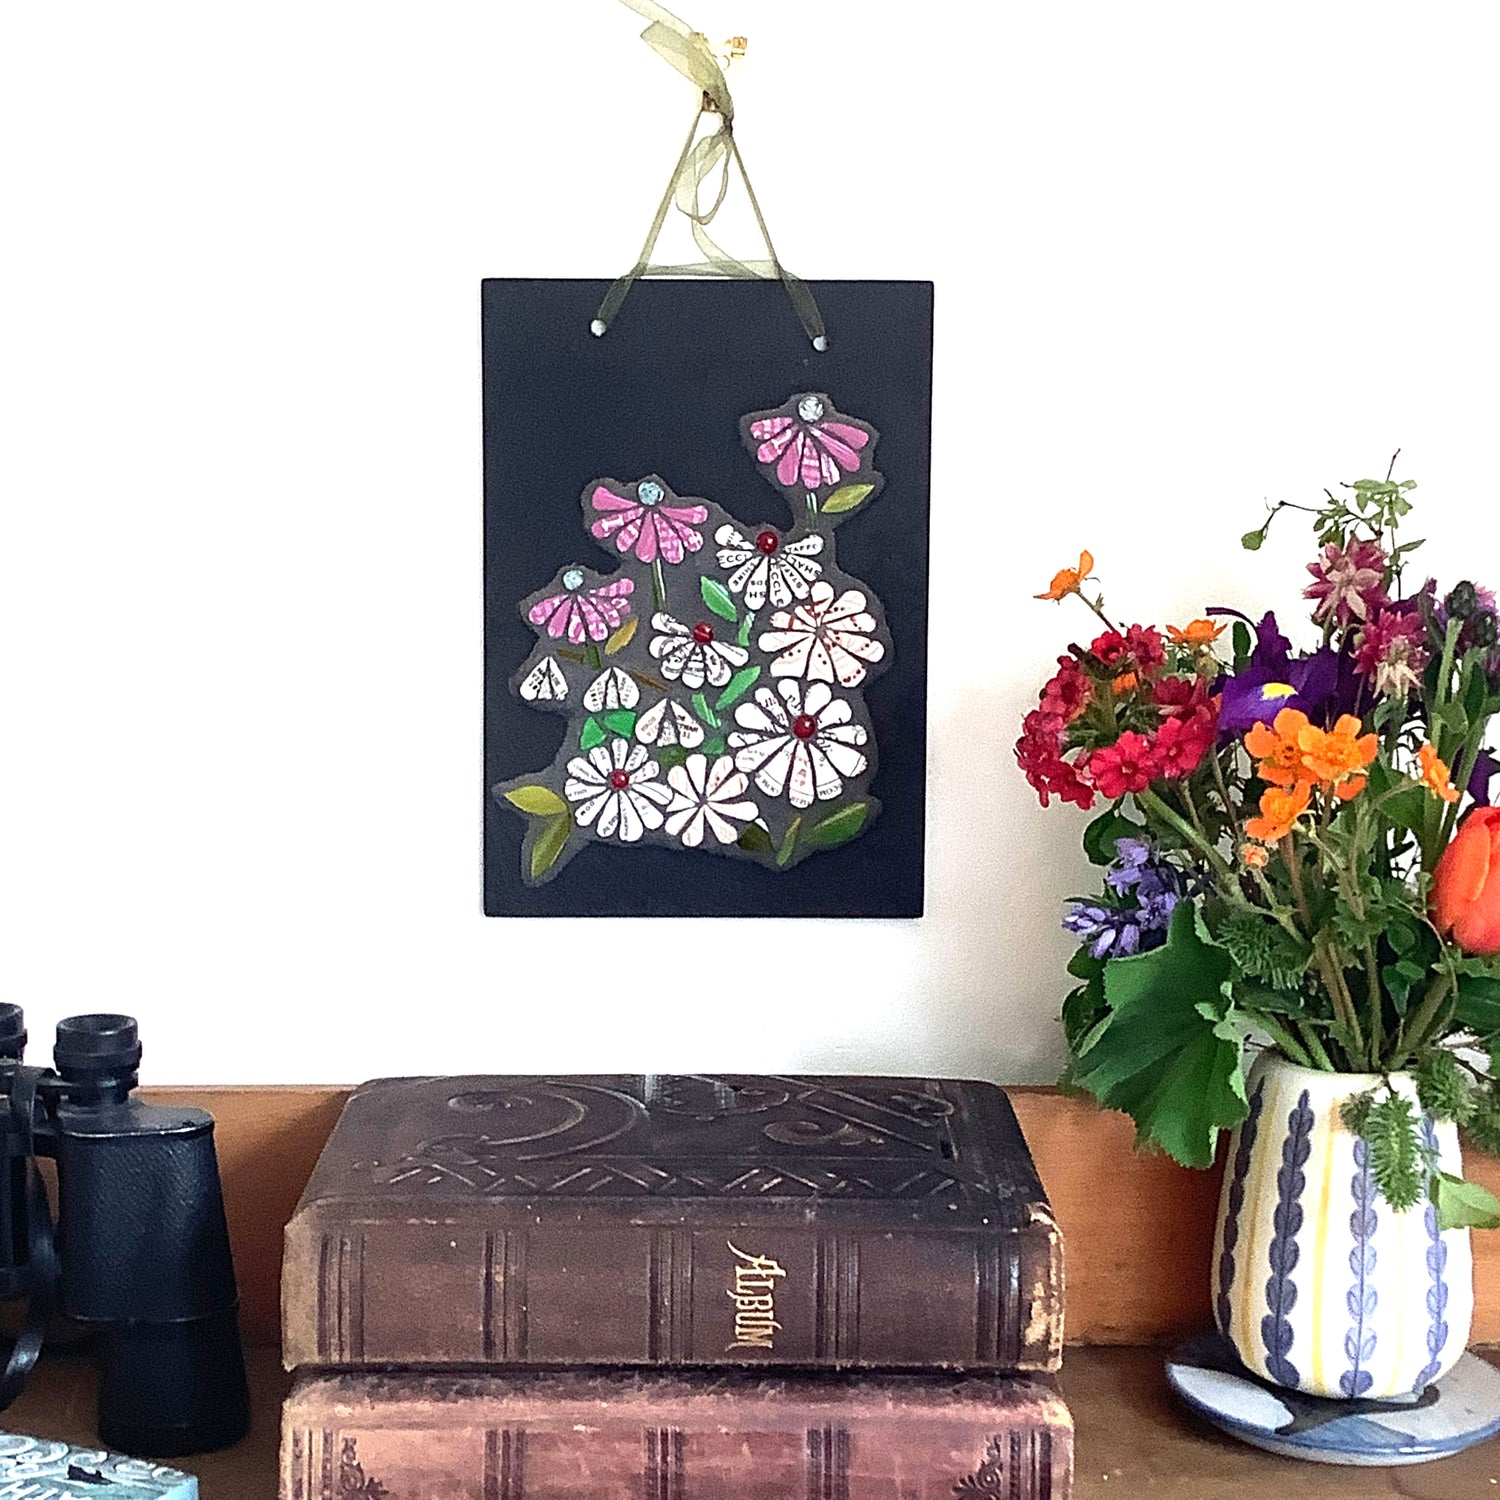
top-left (283, 1074), bottom-right (1062, 1374)
top-left (0, 1431), bottom-right (196, 1499)
top-left (281, 1367), bottom-right (1073, 1500)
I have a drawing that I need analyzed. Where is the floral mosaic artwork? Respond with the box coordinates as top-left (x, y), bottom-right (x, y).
top-left (494, 392), bottom-right (891, 884)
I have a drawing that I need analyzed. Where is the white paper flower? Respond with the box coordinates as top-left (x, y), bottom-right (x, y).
top-left (715, 524), bottom-right (823, 610)
top-left (663, 754), bottom-right (759, 846)
top-left (757, 582), bottom-right (885, 688)
top-left (635, 696), bottom-right (705, 748)
top-left (649, 612), bottom-right (750, 690)
top-left (729, 681), bottom-right (869, 809)
top-left (518, 656), bottom-right (568, 702)
top-left (563, 739), bottom-right (672, 842)
top-left (583, 666), bottom-right (639, 711)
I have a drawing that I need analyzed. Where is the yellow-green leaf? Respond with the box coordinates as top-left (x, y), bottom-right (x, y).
top-left (807, 801), bottom-right (869, 848)
top-left (777, 816), bottom-right (801, 867)
top-left (716, 665), bottom-right (760, 712)
top-left (504, 785), bottom-right (567, 816)
top-left (737, 822), bottom-right (773, 855)
top-left (530, 812), bottom-right (572, 881)
top-left (605, 616), bottom-right (638, 655)
top-left (822, 483), bottom-right (875, 515)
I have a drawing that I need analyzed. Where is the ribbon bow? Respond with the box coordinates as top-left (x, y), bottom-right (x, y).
top-left (592, 0), bottom-right (826, 348)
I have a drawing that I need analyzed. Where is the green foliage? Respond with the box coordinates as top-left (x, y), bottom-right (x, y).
top-left (716, 665), bottom-right (760, 712)
top-left (503, 785), bottom-right (567, 816)
top-left (1340, 1090), bottom-right (1375, 1137)
top-left (1416, 1049), bottom-right (1475, 1125)
top-left (1082, 807), bottom-right (1142, 866)
top-left (529, 811), bottom-right (571, 881)
top-left (807, 801), bottom-right (869, 849)
top-left (1434, 1172), bottom-right (1500, 1231)
top-left (735, 822), bottom-right (773, 855)
top-left (1363, 1093), bottom-right (1424, 1212)
top-left (1069, 904), bottom-right (1248, 1168)
top-left (1213, 907), bottom-right (1311, 993)
top-left (691, 691), bottom-right (720, 728)
top-left (821, 482), bottom-right (875, 515)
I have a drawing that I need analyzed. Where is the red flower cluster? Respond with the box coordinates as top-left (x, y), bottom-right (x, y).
top-left (1016, 655), bottom-right (1096, 809)
top-left (1015, 628), bottom-right (1219, 810)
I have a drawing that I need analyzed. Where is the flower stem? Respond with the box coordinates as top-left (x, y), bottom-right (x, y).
top-left (651, 558), bottom-right (666, 611)
top-left (1257, 1014), bottom-right (1314, 1068)
top-left (806, 489), bottom-right (819, 525)
top-left (1137, 786), bottom-right (1233, 881)
top-left (585, 643), bottom-right (602, 672)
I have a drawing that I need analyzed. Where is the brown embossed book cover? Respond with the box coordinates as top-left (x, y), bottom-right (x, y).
top-left (281, 1366), bottom-right (1073, 1499)
top-left (282, 1074), bottom-right (1063, 1374)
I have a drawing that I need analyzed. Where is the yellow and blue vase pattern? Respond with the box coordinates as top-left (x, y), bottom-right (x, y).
top-left (1212, 1053), bottom-right (1473, 1399)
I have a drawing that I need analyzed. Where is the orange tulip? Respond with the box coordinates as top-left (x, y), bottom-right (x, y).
top-left (1432, 807), bottom-right (1500, 957)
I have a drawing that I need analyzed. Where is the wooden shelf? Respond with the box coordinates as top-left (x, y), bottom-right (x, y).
top-left (5, 1344), bottom-right (1495, 1498)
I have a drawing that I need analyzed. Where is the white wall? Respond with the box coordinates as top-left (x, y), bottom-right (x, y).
top-left (4, 1), bottom-right (1497, 1084)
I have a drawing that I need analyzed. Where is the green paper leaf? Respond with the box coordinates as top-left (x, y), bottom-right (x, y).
top-left (701, 735), bottom-right (727, 756)
top-left (822, 483), bottom-right (875, 515)
top-left (1434, 1171), bottom-right (1500, 1231)
top-left (737, 610), bottom-right (756, 648)
top-left (1083, 807), bottom-right (1142, 866)
top-left (1070, 902), bottom-right (1247, 1168)
top-left (737, 822), bottom-right (774, 855)
top-left (656, 745), bottom-right (690, 769)
top-left (603, 709), bottom-right (637, 737)
top-left (807, 801), bottom-right (869, 849)
top-left (701, 576), bottom-right (737, 622)
top-left (777, 816), bottom-right (801, 867)
top-left (716, 665), bottom-right (760, 712)
top-left (605, 616), bottom-right (638, 655)
top-left (502, 785), bottom-right (567, 817)
top-left (579, 716), bottom-right (606, 751)
top-left (530, 812), bottom-right (571, 881)
top-left (692, 691), bottom-right (720, 728)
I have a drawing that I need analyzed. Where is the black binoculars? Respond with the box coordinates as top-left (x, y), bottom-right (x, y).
top-left (0, 1005), bottom-right (249, 1456)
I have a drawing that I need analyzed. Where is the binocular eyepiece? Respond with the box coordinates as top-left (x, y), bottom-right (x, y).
top-left (0, 1003), bottom-right (250, 1456)
top-left (0, 1006), bottom-right (142, 1100)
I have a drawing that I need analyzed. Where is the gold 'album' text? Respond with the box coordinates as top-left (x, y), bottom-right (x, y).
top-left (725, 1240), bottom-right (785, 1350)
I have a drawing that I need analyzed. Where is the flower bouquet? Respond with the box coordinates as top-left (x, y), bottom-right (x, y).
top-left (1017, 469), bottom-right (1500, 1396)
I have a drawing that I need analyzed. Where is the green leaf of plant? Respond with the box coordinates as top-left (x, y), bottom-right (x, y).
top-left (1232, 621), bottom-right (1252, 671)
top-left (1070, 902), bottom-right (1247, 1168)
top-left (716, 665), bottom-right (760, 712)
top-left (736, 610), bottom-right (756, 648)
top-left (503, 785), bottom-right (567, 816)
top-left (807, 801), bottom-right (869, 849)
top-left (603, 709), bottom-right (637, 737)
top-left (736, 822), bottom-right (773, 855)
top-left (604, 616), bottom-right (638, 655)
top-left (579, 716), bottom-right (606, 751)
top-left (1083, 807), bottom-right (1142, 866)
top-left (1241, 528), bottom-right (1266, 552)
top-left (821, 482), bottom-right (875, 515)
top-left (777, 816), bottom-right (801, 868)
top-left (692, 691), bottom-right (720, 728)
top-left (1456, 975), bottom-right (1500, 1038)
top-left (530, 812), bottom-right (571, 881)
top-left (701, 576), bottom-right (737, 622)
top-left (1434, 1171), bottom-right (1500, 1231)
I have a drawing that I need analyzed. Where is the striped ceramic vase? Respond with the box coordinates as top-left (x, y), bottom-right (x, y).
top-left (1211, 1051), bottom-right (1473, 1398)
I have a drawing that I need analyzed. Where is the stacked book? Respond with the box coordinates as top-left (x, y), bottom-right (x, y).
top-left (279, 1074), bottom-right (1072, 1497)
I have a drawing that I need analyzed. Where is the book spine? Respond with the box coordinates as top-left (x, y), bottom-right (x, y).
top-left (283, 1207), bottom-right (1062, 1372)
top-left (282, 1411), bottom-right (1071, 1500)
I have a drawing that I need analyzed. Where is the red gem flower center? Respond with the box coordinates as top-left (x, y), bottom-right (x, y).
top-left (609, 769), bottom-right (630, 789)
top-left (756, 530), bottom-right (780, 555)
top-left (791, 713), bottom-right (818, 740)
top-left (692, 621), bottom-right (715, 644)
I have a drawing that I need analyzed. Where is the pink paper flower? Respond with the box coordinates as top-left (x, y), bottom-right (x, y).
top-left (526, 568), bottom-right (633, 644)
top-left (590, 478), bottom-right (707, 565)
top-left (746, 394), bottom-right (872, 492)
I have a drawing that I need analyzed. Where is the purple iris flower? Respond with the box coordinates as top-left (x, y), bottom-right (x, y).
top-left (1471, 750), bottom-right (1499, 808)
top-left (1215, 611), bottom-right (1340, 736)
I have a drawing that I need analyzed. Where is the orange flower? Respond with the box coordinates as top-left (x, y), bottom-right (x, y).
top-left (1035, 550), bottom-right (1095, 602)
top-left (1433, 808), bottom-right (1500, 956)
top-left (1168, 619), bottom-right (1227, 647)
top-left (1417, 743), bottom-right (1462, 804)
top-left (1246, 781), bottom-right (1312, 843)
top-left (1245, 708), bottom-right (1313, 787)
top-left (1112, 671), bottom-right (1139, 694)
top-left (1241, 843), bottom-right (1270, 869)
top-left (1297, 714), bottom-right (1377, 795)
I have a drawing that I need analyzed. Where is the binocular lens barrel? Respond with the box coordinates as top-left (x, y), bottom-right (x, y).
top-left (53, 1015), bottom-right (142, 1095)
top-left (0, 1006), bottom-right (25, 1062)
